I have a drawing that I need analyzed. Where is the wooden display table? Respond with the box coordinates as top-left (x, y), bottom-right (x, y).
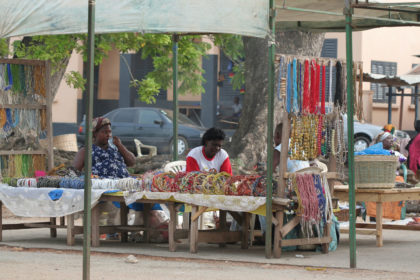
top-left (334, 185), bottom-right (420, 247)
top-left (68, 193), bottom-right (284, 254)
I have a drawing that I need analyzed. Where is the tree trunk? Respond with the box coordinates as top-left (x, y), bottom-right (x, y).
top-left (49, 57), bottom-right (71, 100)
top-left (226, 31), bottom-right (325, 169)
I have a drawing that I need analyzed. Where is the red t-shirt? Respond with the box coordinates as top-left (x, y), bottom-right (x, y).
top-left (186, 146), bottom-right (232, 175)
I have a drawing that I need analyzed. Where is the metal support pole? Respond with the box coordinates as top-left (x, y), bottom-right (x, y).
top-left (345, 0), bottom-right (357, 269)
top-left (398, 89), bottom-right (404, 130)
top-left (265, 0), bottom-right (275, 259)
top-left (388, 86), bottom-right (392, 124)
top-left (172, 34), bottom-right (179, 161)
top-left (83, 1), bottom-right (95, 279)
top-left (415, 85), bottom-right (419, 121)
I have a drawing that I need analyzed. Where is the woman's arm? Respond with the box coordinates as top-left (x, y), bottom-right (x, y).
top-left (73, 147), bottom-right (86, 171)
top-left (113, 136), bottom-right (136, 167)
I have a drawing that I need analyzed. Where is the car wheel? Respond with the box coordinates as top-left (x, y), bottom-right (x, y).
top-left (170, 136), bottom-right (188, 156)
top-left (354, 135), bottom-right (370, 152)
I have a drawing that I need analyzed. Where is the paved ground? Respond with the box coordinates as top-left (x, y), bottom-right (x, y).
top-left (1, 217), bottom-right (420, 279)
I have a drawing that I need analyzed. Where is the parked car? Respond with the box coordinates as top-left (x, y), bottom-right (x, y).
top-left (342, 115), bottom-right (410, 152)
top-left (77, 107), bottom-right (207, 156)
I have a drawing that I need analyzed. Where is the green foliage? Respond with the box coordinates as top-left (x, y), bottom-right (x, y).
top-left (14, 35), bottom-right (79, 73)
top-left (64, 71), bottom-right (85, 91)
top-left (212, 34), bottom-right (245, 91)
top-left (0, 39), bottom-right (9, 57)
top-left (12, 33), bottom-right (211, 102)
top-left (131, 77), bottom-right (160, 104)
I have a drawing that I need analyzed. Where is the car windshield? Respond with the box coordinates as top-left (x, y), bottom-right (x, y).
top-left (160, 109), bottom-right (198, 126)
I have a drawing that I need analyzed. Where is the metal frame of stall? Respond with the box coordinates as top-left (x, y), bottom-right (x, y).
top-left (0, 0), bottom-right (419, 279)
top-left (79, 0), bottom-right (420, 275)
top-left (265, 0), bottom-right (420, 268)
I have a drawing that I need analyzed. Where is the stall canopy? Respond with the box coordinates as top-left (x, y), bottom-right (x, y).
top-left (362, 71), bottom-right (420, 86)
top-left (0, 0), bottom-right (269, 38)
top-left (275, 0), bottom-right (420, 31)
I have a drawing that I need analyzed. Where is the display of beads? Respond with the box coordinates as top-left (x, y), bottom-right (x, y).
top-left (0, 154), bottom-right (45, 178)
top-left (6, 171), bottom-right (271, 197)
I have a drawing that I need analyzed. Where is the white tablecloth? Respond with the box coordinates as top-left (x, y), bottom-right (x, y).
top-left (0, 184), bottom-right (108, 217)
top-left (124, 191), bottom-right (267, 213)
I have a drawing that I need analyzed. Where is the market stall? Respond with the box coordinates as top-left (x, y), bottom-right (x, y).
top-left (0, 58), bottom-right (57, 240)
top-left (334, 185), bottom-right (420, 247)
top-left (0, 2), bottom-right (420, 275)
top-left (0, 171), bottom-right (290, 253)
top-left (270, 53), bottom-right (364, 257)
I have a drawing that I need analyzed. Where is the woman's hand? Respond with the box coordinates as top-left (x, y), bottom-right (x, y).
top-left (112, 136), bottom-right (122, 147)
top-left (112, 136), bottom-right (136, 167)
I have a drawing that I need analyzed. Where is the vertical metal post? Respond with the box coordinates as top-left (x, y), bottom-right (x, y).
top-left (172, 34), bottom-right (179, 161)
top-left (415, 85), bottom-right (419, 121)
top-left (398, 89), bottom-right (404, 130)
top-left (83, 1), bottom-right (95, 279)
top-left (388, 86), bottom-right (392, 124)
top-left (345, 0), bottom-right (356, 269)
top-left (265, 0), bottom-right (275, 259)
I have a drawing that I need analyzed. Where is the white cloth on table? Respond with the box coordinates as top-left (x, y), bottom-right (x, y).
top-left (0, 184), bottom-right (108, 217)
top-left (124, 191), bottom-right (267, 213)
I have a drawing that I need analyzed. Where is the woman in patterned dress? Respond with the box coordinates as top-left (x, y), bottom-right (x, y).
top-left (73, 117), bottom-right (136, 178)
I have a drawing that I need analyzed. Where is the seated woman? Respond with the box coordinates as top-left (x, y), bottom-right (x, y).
top-left (186, 127), bottom-right (232, 175)
top-left (373, 131), bottom-right (407, 163)
top-left (407, 120), bottom-right (420, 175)
top-left (365, 131), bottom-right (407, 221)
top-left (73, 117), bottom-right (136, 178)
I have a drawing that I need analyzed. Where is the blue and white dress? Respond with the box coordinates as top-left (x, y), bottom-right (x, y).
top-left (91, 144), bottom-right (130, 178)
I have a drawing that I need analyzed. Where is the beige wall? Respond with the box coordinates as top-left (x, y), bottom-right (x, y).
top-left (98, 49), bottom-right (120, 100)
top-left (52, 52), bottom-right (83, 123)
top-left (326, 27), bottom-right (420, 131)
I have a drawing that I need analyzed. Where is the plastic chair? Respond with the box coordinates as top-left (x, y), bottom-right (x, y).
top-left (134, 139), bottom-right (157, 157)
top-left (164, 160), bottom-right (188, 228)
top-left (164, 160), bottom-right (186, 173)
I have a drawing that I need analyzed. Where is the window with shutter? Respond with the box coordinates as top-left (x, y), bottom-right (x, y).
top-left (371, 60), bottom-right (397, 103)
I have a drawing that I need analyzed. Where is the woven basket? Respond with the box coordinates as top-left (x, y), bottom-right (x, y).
top-left (354, 155), bottom-right (397, 189)
top-left (53, 134), bottom-right (78, 152)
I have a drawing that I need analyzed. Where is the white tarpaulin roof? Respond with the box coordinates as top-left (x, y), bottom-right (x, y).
top-left (275, 0), bottom-right (420, 31)
top-left (0, 0), bottom-right (269, 38)
top-left (0, 1), bottom-right (419, 37)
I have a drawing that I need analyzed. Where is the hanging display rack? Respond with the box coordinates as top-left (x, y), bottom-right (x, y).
top-left (0, 59), bottom-right (53, 179)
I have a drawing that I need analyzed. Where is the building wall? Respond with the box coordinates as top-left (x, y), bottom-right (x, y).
top-left (326, 27), bottom-right (420, 131)
top-left (52, 52), bottom-right (83, 123)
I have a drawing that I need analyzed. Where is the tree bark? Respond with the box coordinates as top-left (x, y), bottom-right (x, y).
top-left (226, 31), bottom-right (325, 169)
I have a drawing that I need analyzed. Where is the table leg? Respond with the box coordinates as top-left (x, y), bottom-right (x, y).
top-left (376, 202), bottom-right (383, 247)
top-left (182, 210), bottom-right (190, 230)
top-left (190, 205), bottom-right (199, 253)
top-left (144, 204), bottom-right (151, 243)
top-left (0, 201), bottom-right (3, 241)
top-left (120, 202), bottom-right (128, 243)
top-left (249, 214), bottom-right (256, 247)
top-left (91, 204), bottom-right (100, 247)
top-left (219, 210), bottom-right (227, 248)
top-left (273, 210), bottom-right (284, 258)
top-left (50, 218), bottom-right (57, 238)
top-left (66, 214), bottom-right (75, 246)
top-left (241, 212), bottom-right (250, 249)
top-left (168, 203), bottom-right (176, 252)
top-left (321, 221), bottom-right (330, 253)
